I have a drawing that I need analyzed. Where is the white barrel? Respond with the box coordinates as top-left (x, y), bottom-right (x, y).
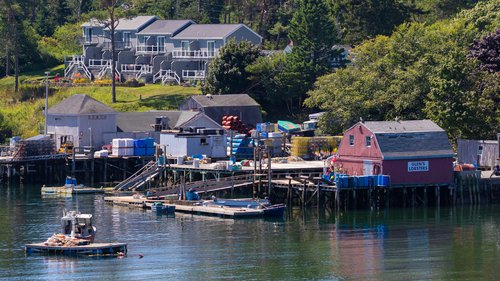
top-left (177, 156), bottom-right (184, 165)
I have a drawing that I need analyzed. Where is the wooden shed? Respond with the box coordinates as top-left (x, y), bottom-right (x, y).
top-left (457, 139), bottom-right (499, 169)
top-left (336, 120), bottom-right (454, 186)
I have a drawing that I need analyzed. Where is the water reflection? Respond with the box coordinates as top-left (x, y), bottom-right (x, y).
top-left (2, 183), bottom-right (500, 280)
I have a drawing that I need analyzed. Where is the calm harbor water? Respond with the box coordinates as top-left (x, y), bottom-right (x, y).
top-left (1, 183), bottom-right (500, 280)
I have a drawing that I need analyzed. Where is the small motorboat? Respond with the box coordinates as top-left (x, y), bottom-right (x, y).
top-left (150, 202), bottom-right (175, 214)
top-left (25, 210), bottom-right (127, 256)
top-left (204, 197), bottom-right (286, 217)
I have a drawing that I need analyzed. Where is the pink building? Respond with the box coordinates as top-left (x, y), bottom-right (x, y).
top-left (336, 120), bottom-right (454, 186)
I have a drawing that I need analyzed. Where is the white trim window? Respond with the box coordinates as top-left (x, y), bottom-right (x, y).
top-left (158, 36), bottom-right (165, 52)
top-left (207, 41), bottom-right (215, 57)
top-left (123, 32), bottom-right (131, 48)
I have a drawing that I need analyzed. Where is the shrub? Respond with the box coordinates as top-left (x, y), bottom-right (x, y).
top-left (123, 78), bottom-right (145, 87)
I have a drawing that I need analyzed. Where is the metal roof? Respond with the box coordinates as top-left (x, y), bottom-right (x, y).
top-left (114, 16), bottom-right (158, 31)
top-left (359, 120), bottom-right (453, 159)
top-left (363, 120), bottom-right (445, 133)
top-left (137, 20), bottom-right (193, 35)
top-left (81, 18), bottom-right (105, 28)
top-left (172, 24), bottom-right (255, 39)
top-left (187, 94), bottom-right (260, 107)
top-left (48, 94), bottom-right (116, 115)
top-left (116, 111), bottom-right (200, 132)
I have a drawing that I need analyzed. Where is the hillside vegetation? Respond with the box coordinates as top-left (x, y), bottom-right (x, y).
top-left (0, 69), bottom-right (200, 141)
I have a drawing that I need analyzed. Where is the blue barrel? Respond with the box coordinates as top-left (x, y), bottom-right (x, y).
top-left (65, 178), bottom-right (72, 185)
top-left (72, 178), bottom-right (77, 185)
top-left (377, 175), bottom-right (390, 187)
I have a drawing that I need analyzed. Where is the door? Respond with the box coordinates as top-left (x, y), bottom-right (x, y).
top-left (84, 28), bottom-right (92, 43)
top-left (157, 36), bottom-right (165, 52)
top-left (363, 160), bottom-right (373, 175)
top-left (123, 32), bottom-right (131, 48)
top-left (207, 41), bottom-right (215, 57)
top-left (181, 40), bottom-right (189, 56)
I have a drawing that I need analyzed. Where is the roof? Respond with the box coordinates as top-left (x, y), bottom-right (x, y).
top-left (81, 18), bottom-right (105, 28)
top-left (363, 120), bottom-right (445, 133)
top-left (187, 94), bottom-right (260, 107)
top-left (359, 120), bottom-right (453, 159)
top-left (116, 111), bottom-right (201, 132)
top-left (48, 94), bottom-right (116, 115)
top-left (137, 20), bottom-right (193, 35)
top-left (172, 24), bottom-right (257, 39)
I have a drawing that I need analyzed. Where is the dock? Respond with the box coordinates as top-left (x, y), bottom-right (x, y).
top-left (104, 196), bottom-right (268, 218)
top-left (25, 243), bottom-right (127, 256)
top-left (41, 186), bottom-right (105, 195)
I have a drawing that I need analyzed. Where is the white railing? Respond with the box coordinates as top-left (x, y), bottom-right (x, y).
top-left (121, 64), bottom-right (150, 72)
top-left (64, 55), bottom-right (92, 80)
top-left (136, 44), bottom-right (166, 54)
top-left (172, 49), bottom-right (218, 59)
top-left (182, 70), bottom-right (206, 80)
top-left (88, 59), bottom-right (112, 68)
top-left (153, 70), bottom-right (180, 85)
top-left (136, 65), bottom-right (153, 79)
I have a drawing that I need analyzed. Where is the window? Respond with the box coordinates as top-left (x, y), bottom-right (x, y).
top-left (365, 136), bottom-right (371, 147)
top-left (123, 32), bottom-right (131, 47)
top-left (84, 27), bottom-right (92, 43)
top-left (349, 135), bottom-right (354, 146)
top-left (157, 36), bottom-right (165, 52)
top-left (181, 41), bottom-right (189, 50)
top-left (200, 138), bottom-right (207, 145)
top-left (478, 145), bottom-right (483, 156)
top-left (207, 41), bottom-right (215, 56)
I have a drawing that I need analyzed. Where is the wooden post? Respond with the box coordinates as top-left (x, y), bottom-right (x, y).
top-left (104, 157), bottom-right (108, 187)
top-left (423, 187), bottom-right (427, 207)
top-left (287, 177), bottom-right (292, 206)
top-left (412, 188), bottom-right (416, 208)
top-left (302, 180), bottom-right (306, 207)
top-left (317, 180), bottom-right (321, 208)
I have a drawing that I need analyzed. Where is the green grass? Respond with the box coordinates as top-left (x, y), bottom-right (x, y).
top-left (0, 68), bottom-right (201, 138)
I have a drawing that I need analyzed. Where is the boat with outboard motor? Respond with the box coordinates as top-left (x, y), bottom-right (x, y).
top-left (25, 210), bottom-right (127, 256)
top-left (202, 197), bottom-right (286, 217)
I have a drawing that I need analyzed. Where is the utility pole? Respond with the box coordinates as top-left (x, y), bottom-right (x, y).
top-left (45, 72), bottom-right (50, 135)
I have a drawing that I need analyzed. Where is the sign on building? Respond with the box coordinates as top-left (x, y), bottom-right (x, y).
top-left (408, 161), bottom-right (429, 172)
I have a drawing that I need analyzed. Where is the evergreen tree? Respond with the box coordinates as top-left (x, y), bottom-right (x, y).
top-left (278, 0), bottom-right (341, 116)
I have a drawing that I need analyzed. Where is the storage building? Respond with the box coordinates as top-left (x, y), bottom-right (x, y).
top-left (179, 94), bottom-right (262, 127)
top-left (457, 139), bottom-right (499, 169)
top-left (160, 129), bottom-right (227, 158)
top-left (336, 120), bottom-right (454, 186)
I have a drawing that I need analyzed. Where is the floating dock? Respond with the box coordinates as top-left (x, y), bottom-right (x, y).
top-left (104, 196), bottom-right (270, 218)
top-left (25, 243), bottom-right (127, 256)
top-left (41, 186), bottom-right (105, 195)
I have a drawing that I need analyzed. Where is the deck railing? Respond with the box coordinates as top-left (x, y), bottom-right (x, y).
top-left (172, 49), bottom-right (218, 59)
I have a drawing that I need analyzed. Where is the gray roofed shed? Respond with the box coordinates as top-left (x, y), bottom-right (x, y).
top-left (179, 94), bottom-right (262, 126)
top-left (48, 94), bottom-right (116, 115)
top-left (137, 20), bottom-right (194, 35)
top-left (363, 120), bottom-right (454, 159)
top-left (116, 111), bottom-right (221, 132)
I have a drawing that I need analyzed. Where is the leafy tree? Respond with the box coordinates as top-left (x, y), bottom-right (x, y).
top-left (468, 28), bottom-right (500, 73)
top-left (305, 0), bottom-right (500, 140)
top-left (202, 39), bottom-right (261, 95)
top-left (38, 22), bottom-right (83, 62)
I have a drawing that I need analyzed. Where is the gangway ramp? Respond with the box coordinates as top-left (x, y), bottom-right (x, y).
top-left (114, 161), bottom-right (164, 191)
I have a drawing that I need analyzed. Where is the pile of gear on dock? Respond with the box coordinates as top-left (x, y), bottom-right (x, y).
top-left (44, 234), bottom-right (90, 247)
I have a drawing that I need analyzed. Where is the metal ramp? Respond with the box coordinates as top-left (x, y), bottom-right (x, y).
top-left (114, 161), bottom-right (164, 191)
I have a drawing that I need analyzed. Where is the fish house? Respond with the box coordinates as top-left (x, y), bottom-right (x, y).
top-left (336, 120), bottom-right (454, 186)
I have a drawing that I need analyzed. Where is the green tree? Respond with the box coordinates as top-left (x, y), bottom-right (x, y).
top-left (305, 0), bottom-right (500, 139)
top-left (278, 0), bottom-right (341, 116)
top-left (202, 39), bottom-right (261, 95)
top-left (333, 0), bottom-right (418, 44)
top-left (38, 22), bottom-right (83, 62)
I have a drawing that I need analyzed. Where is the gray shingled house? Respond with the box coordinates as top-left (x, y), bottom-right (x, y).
top-left (179, 94), bottom-right (263, 127)
top-left (47, 94), bottom-right (117, 149)
top-left (66, 17), bottom-right (262, 84)
top-left (102, 110), bottom-right (222, 144)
